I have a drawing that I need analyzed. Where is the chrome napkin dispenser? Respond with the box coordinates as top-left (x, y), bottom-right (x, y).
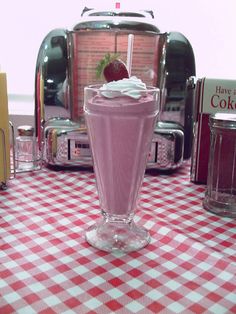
top-left (35, 7), bottom-right (195, 171)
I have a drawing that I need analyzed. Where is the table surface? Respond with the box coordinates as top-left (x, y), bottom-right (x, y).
top-left (1, 163), bottom-right (236, 314)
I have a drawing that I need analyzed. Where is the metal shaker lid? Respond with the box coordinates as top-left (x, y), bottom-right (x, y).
top-left (209, 113), bottom-right (236, 130)
top-left (17, 125), bottom-right (34, 136)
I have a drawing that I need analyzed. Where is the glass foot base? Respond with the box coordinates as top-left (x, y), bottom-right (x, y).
top-left (203, 195), bottom-right (236, 218)
top-left (85, 219), bottom-right (150, 252)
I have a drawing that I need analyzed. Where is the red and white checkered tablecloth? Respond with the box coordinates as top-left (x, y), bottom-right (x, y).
top-left (1, 164), bottom-right (236, 314)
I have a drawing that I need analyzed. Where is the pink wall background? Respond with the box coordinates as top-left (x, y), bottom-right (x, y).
top-left (0, 0), bottom-right (235, 98)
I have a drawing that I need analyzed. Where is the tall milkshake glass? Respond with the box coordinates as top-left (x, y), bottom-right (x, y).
top-left (84, 81), bottom-right (159, 252)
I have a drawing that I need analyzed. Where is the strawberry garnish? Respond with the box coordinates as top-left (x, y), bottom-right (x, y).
top-left (96, 53), bottom-right (129, 82)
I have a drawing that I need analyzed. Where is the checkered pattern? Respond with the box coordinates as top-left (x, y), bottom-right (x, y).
top-left (1, 164), bottom-right (236, 314)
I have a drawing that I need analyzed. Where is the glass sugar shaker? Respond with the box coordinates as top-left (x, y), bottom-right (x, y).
top-left (15, 125), bottom-right (41, 172)
top-left (203, 113), bottom-right (236, 217)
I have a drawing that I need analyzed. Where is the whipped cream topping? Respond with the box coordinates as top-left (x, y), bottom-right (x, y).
top-left (100, 76), bottom-right (147, 99)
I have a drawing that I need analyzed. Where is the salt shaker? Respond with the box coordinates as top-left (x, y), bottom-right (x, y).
top-left (15, 125), bottom-right (41, 172)
top-left (203, 113), bottom-right (236, 217)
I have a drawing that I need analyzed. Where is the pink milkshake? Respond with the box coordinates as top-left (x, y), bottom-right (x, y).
top-left (84, 77), bottom-right (159, 252)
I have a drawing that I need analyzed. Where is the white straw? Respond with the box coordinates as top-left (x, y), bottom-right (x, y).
top-left (126, 34), bottom-right (134, 77)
